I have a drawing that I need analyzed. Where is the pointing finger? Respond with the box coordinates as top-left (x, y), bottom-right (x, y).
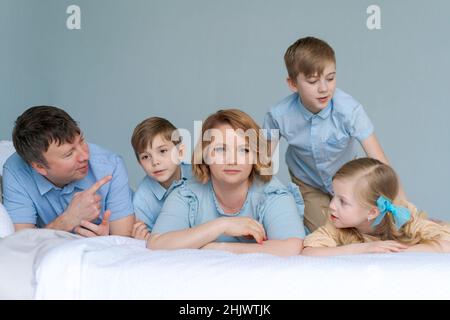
top-left (87, 175), bottom-right (112, 194)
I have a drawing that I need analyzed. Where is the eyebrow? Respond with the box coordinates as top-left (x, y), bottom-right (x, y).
top-left (336, 194), bottom-right (349, 202)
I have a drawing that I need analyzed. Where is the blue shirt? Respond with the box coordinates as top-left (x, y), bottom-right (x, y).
top-left (2, 143), bottom-right (134, 227)
top-left (263, 88), bottom-right (374, 194)
top-left (133, 162), bottom-right (192, 230)
top-left (153, 177), bottom-right (306, 242)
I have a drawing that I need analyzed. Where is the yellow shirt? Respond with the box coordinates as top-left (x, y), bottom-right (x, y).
top-left (303, 201), bottom-right (450, 248)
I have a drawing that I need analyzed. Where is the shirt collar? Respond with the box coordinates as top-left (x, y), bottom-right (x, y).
top-left (32, 168), bottom-right (55, 195)
top-left (209, 180), bottom-right (250, 217)
top-left (32, 163), bottom-right (93, 196)
top-left (297, 94), bottom-right (333, 121)
top-left (149, 163), bottom-right (190, 201)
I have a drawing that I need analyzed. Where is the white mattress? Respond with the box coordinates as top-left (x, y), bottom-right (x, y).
top-left (1, 229), bottom-right (450, 299)
top-left (34, 232), bottom-right (450, 299)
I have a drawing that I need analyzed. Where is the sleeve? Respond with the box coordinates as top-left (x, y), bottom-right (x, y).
top-left (2, 167), bottom-right (38, 225)
top-left (303, 223), bottom-right (339, 248)
top-left (152, 188), bottom-right (192, 234)
top-left (260, 184), bottom-right (306, 240)
top-left (349, 104), bottom-right (374, 142)
top-left (406, 205), bottom-right (450, 242)
top-left (133, 189), bottom-right (158, 231)
top-left (104, 156), bottom-right (134, 221)
top-left (262, 111), bottom-right (281, 141)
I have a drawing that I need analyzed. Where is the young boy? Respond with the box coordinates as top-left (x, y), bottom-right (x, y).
top-left (263, 36), bottom-right (405, 233)
top-left (130, 117), bottom-right (191, 239)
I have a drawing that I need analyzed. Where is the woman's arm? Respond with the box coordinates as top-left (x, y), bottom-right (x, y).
top-left (361, 134), bottom-right (407, 200)
top-left (148, 217), bottom-right (266, 250)
top-left (202, 238), bottom-right (303, 257)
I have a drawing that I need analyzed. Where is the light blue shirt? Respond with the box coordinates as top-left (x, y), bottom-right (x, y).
top-left (2, 143), bottom-right (134, 227)
top-left (263, 88), bottom-right (374, 194)
top-left (133, 162), bottom-right (192, 230)
top-left (153, 177), bottom-right (306, 242)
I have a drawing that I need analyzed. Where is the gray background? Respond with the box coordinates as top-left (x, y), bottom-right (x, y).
top-left (1, 0), bottom-right (449, 219)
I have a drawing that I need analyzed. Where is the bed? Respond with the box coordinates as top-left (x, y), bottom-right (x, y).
top-left (1, 141), bottom-right (450, 300)
top-left (1, 228), bottom-right (450, 300)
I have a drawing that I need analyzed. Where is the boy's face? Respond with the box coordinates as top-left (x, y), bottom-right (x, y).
top-left (31, 134), bottom-right (90, 188)
top-left (287, 61), bottom-right (336, 114)
top-left (138, 134), bottom-right (184, 188)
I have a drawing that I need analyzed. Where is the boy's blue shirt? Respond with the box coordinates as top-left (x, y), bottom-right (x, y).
top-left (263, 88), bottom-right (374, 194)
top-left (133, 162), bottom-right (192, 230)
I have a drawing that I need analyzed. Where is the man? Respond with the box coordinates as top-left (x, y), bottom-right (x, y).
top-left (2, 106), bottom-right (134, 236)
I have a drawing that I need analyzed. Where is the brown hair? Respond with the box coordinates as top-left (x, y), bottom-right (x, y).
top-left (284, 36), bottom-right (336, 80)
top-left (331, 158), bottom-right (450, 246)
top-left (12, 106), bottom-right (81, 166)
top-left (131, 117), bottom-right (181, 160)
top-left (192, 109), bottom-right (272, 184)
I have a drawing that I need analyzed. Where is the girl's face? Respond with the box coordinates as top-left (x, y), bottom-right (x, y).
top-left (329, 178), bottom-right (375, 232)
top-left (206, 123), bottom-right (254, 186)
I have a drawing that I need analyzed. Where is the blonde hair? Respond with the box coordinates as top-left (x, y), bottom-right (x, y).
top-left (192, 109), bottom-right (272, 184)
top-left (284, 36), bottom-right (336, 80)
top-left (331, 158), bottom-right (450, 246)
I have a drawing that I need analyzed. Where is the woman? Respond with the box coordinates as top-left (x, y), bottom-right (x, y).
top-left (148, 109), bottom-right (305, 256)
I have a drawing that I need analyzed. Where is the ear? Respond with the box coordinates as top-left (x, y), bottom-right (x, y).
top-left (368, 206), bottom-right (380, 221)
top-left (177, 143), bottom-right (185, 161)
top-left (31, 162), bottom-right (48, 176)
top-left (286, 77), bottom-right (299, 93)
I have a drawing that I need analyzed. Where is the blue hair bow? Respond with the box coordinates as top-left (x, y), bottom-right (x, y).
top-left (371, 196), bottom-right (411, 230)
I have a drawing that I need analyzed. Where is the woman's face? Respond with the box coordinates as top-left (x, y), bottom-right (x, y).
top-left (205, 123), bottom-right (254, 186)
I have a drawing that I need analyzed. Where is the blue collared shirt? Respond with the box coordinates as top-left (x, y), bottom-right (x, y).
top-left (263, 88), bottom-right (374, 194)
top-left (2, 143), bottom-right (134, 227)
top-left (152, 177), bottom-right (306, 241)
top-left (133, 162), bottom-right (192, 230)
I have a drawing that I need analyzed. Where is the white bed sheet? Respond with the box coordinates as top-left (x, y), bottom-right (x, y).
top-left (31, 232), bottom-right (450, 300)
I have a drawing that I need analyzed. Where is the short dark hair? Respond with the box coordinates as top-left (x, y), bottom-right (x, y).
top-left (12, 106), bottom-right (81, 166)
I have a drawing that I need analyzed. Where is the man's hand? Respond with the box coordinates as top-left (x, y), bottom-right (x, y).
top-left (75, 209), bottom-right (111, 237)
top-left (65, 175), bottom-right (112, 226)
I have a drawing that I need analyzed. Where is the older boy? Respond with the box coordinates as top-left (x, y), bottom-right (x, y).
top-left (263, 37), bottom-right (403, 232)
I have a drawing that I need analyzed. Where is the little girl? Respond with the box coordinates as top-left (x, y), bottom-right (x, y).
top-left (302, 158), bottom-right (450, 255)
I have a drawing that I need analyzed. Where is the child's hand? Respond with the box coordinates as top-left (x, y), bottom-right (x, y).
top-left (132, 221), bottom-right (151, 241)
top-left (358, 241), bottom-right (408, 254)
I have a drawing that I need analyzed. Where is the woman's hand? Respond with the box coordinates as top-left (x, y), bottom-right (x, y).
top-left (132, 221), bottom-right (151, 241)
top-left (220, 217), bottom-right (267, 244)
top-left (356, 240), bottom-right (408, 254)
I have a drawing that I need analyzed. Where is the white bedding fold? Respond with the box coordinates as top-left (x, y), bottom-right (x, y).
top-left (32, 233), bottom-right (450, 299)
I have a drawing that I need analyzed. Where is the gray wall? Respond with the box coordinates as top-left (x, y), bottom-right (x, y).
top-left (1, 0), bottom-right (449, 219)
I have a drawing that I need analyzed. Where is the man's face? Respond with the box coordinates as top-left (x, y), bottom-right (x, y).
top-left (32, 134), bottom-right (90, 187)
